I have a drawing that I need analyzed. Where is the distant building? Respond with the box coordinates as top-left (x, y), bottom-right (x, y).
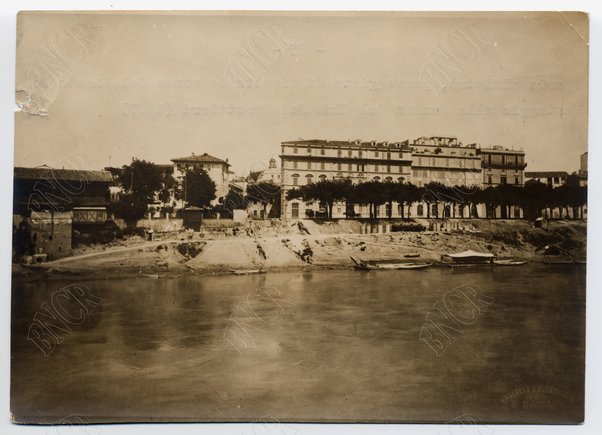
top-left (477, 145), bottom-right (527, 186)
top-left (580, 151), bottom-right (588, 175)
top-left (524, 171), bottom-right (569, 188)
top-left (256, 157), bottom-right (281, 184)
top-left (577, 152), bottom-right (588, 187)
top-left (171, 153), bottom-right (232, 204)
top-left (279, 139), bottom-right (413, 219)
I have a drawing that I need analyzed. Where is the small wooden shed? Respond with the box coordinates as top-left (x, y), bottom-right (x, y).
top-left (183, 206), bottom-right (204, 231)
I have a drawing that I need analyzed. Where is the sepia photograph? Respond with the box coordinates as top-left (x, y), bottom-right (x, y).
top-left (9, 9), bottom-right (589, 427)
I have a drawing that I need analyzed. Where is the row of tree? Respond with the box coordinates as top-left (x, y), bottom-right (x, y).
top-left (107, 159), bottom-right (284, 224)
top-left (287, 175), bottom-right (587, 220)
top-left (106, 160), bottom-right (587, 224)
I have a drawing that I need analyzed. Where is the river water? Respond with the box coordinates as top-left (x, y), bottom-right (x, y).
top-left (11, 264), bottom-right (585, 424)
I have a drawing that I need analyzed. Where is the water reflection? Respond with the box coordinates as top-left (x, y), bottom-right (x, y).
top-left (11, 265), bottom-right (585, 423)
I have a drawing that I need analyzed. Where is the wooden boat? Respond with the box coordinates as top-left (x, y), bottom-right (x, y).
top-left (230, 269), bottom-right (266, 275)
top-left (350, 256), bottom-right (432, 270)
top-left (443, 250), bottom-right (495, 266)
top-left (139, 273), bottom-right (160, 279)
top-left (493, 259), bottom-right (526, 266)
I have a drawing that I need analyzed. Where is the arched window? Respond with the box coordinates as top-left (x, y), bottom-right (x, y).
top-left (373, 176), bottom-right (381, 181)
top-left (305, 174), bottom-right (313, 185)
top-left (398, 177), bottom-right (405, 182)
top-left (417, 204), bottom-right (424, 216)
top-left (385, 176), bottom-right (393, 182)
top-left (318, 174), bottom-right (327, 182)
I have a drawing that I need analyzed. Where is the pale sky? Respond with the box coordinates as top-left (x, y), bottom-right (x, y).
top-left (15, 11), bottom-right (589, 176)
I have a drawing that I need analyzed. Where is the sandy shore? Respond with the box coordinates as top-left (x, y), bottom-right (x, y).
top-left (13, 219), bottom-right (587, 280)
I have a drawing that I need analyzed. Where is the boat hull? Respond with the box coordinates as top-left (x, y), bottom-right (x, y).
top-left (351, 256), bottom-right (432, 270)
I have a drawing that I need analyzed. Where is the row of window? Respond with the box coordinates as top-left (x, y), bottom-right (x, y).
top-left (290, 146), bottom-right (405, 160)
top-left (289, 160), bottom-right (408, 172)
top-left (486, 175), bottom-right (521, 185)
top-left (176, 163), bottom-right (218, 171)
top-left (485, 154), bottom-right (525, 165)
top-left (290, 174), bottom-right (405, 186)
top-left (414, 156), bottom-right (478, 169)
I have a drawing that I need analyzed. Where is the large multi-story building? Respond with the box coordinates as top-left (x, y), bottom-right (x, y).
top-left (477, 145), bottom-right (527, 187)
top-left (280, 139), bottom-right (413, 219)
top-left (279, 136), bottom-right (532, 220)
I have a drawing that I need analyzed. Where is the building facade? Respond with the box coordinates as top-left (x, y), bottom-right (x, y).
top-left (408, 136), bottom-right (482, 187)
top-left (478, 145), bottom-right (527, 187)
top-left (13, 166), bottom-right (113, 259)
top-left (524, 171), bottom-right (569, 188)
top-left (406, 136), bottom-right (483, 218)
top-left (256, 157), bottom-right (281, 184)
top-left (278, 136), bottom-right (538, 220)
top-left (280, 139), bottom-right (413, 219)
top-left (171, 153), bottom-right (232, 204)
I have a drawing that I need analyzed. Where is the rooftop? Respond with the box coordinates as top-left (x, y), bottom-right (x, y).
top-left (478, 145), bottom-right (525, 154)
top-left (281, 139), bottom-right (410, 149)
top-left (171, 153), bottom-right (230, 166)
top-left (14, 166), bottom-right (113, 183)
top-left (525, 171), bottom-right (569, 178)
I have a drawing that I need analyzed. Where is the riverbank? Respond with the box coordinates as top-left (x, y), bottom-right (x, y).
top-left (13, 219), bottom-right (587, 281)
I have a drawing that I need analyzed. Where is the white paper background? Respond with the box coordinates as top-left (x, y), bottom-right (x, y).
top-left (1, 1), bottom-right (600, 435)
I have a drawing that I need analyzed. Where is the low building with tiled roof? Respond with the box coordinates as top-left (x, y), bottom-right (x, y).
top-left (13, 166), bottom-right (113, 215)
top-left (525, 171), bottom-right (569, 188)
top-left (13, 166), bottom-right (115, 260)
top-left (171, 152), bottom-right (231, 166)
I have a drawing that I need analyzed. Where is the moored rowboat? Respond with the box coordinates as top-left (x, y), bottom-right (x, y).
top-left (230, 269), bottom-right (266, 275)
top-left (442, 250), bottom-right (495, 266)
top-left (493, 259), bottom-right (526, 266)
top-left (350, 256), bottom-right (432, 270)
